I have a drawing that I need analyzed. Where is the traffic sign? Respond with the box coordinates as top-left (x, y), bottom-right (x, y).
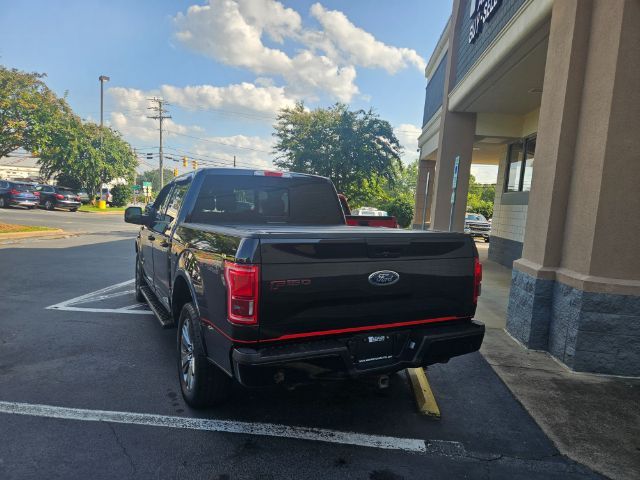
top-left (452, 156), bottom-right (460, 189)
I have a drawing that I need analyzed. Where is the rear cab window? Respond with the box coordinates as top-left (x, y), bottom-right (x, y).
top-left (190, 174), bottom-right (344, 225)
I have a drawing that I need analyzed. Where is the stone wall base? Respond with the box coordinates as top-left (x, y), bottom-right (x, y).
top-left (488, 235), bottom-right (523, 268)
top-left (507, 269), bottom-right (640, 376)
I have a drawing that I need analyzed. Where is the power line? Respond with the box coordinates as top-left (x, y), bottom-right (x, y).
top-left (147, 98), bottom-right (171, 187)
top-left (162, 148), bottom-right (266, 170)
top-left (164, 130), bottom-right (273, 154)
top-left (136, 145), bottom-right (267, 170)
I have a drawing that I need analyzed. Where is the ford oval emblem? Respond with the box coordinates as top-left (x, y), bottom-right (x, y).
top-left (368, 270), bottom-right (400, 286)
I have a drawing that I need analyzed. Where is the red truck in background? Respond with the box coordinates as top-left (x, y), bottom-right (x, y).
top-left (338, 194), bottom-right (399, 228)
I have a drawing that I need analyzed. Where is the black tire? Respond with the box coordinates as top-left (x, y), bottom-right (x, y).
top-left (0, 196), bottom-right (6, 208)
top-left (45, 200), bottom-right (54, 210)
top-left (134, 254), bottom-right (145, 302)
top-left (177, 302), bottom-right (232, 408)
top-left (70, 208), bottom-right (78, 212)
top-left (484, 237), bottom-right (490, 243)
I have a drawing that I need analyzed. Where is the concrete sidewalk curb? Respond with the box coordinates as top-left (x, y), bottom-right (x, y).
top-left (481, 328), bottom-right (640, 480)
top-left (77, 210), bottom-right (124, 215)
top-left (0, 229), bottom-right (65, 240)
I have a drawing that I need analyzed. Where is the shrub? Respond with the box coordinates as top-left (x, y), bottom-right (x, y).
top-left (381, 196), bottom-right (414, 228)
top-left (110, 184), bottom-right (132, 207)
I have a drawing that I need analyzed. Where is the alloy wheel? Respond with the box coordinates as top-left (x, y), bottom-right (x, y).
top-left (180, 318), bottom-right (195, 391)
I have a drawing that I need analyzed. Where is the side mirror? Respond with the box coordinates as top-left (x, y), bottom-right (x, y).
top-left (124, 206), bottom-right (145, 225)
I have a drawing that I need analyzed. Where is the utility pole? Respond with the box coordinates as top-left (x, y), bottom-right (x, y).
top-left (147, 97), bottom-right (171, 187)
top-left (99, 75), bottom-right (110, 127)
top-left (233, 155), bottom-right (236, 168)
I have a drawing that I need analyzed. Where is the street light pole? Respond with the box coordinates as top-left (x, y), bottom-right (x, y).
top-left (98, 75), bottom-right (110, 127)
top-left (97, 75), bottom-right (110, 203)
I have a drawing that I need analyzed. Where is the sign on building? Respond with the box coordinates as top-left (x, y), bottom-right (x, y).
top-left (469, 0), bottom-right (501, 43)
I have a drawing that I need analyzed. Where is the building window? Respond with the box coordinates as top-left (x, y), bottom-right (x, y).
top-left (504, 135), bottom-right (536, 192)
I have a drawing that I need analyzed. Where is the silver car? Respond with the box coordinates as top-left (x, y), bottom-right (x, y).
top-left (464, 213), bottom-right (491, 242)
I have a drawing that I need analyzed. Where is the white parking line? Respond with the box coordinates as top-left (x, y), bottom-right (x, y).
top-left (0, 400), bottom-right (440, 454)
top-left (46, 279), bottom-right (152, 315)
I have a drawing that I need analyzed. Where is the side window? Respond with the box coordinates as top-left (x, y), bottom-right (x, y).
top-left (165, 179), bottom-right (192, 225)
top-left (504, 135), bottom-right (536, 193)
top-left (45, 186), bottom-right (55, 193)
top-left (153, 183), bottom-right (173, 211)
top-left (150, 184), bottom-right (174, 233)
top-left (0, 181), bottom-right (7, 189)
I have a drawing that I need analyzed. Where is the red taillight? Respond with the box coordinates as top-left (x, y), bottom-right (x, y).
top-left (34, 191), bottom-right (40, 197)
top-left (473, 257), bottom-right (482, 304)
top-left (10, 189), bottom-right (19, 195)
top-left (55, 194), bottom-right (64, 200)
top-left (224, 261), bottom-right (259, 325)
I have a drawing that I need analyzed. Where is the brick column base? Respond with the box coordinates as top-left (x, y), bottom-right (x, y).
top-left (507, 269), bottom-right (640, 376)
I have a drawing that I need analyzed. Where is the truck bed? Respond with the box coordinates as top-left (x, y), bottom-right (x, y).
top-left (180, 222), bottom-right (478, 343)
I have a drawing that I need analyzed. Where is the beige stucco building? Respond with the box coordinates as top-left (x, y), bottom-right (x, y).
top-left (415, 0), bottom-right (639, 375)
top-left (0, 156), bottom-right (41, 182)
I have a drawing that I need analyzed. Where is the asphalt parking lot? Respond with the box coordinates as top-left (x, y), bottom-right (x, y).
top-left (0, 210), bottom-right (602, 479)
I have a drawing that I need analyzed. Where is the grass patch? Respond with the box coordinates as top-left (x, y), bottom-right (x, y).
top-left (79, 205), bottom-right (127, 212)
top-left (0, 223), bottom-right (56, 233)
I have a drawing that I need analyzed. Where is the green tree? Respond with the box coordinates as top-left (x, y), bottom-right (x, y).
top-left (466, 174), bottom-right (496, 219)
top-left (273, 102), bottom-right (403, 205)
top-left (381, 196), bottom-right (414, 228)
top-left (0, 66), bottom-right (71, 157)
top-left (55, 172), bottom-right (82, 190)
top-left (38, 121), bottom-right (138, 199)
top-left (110, 184), bottom-right (132, 207)
top-left (138, 168), bottom-right (174, 194)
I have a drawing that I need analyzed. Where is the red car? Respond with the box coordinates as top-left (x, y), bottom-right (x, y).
top-left (338, 194), bottom-right (398, 228)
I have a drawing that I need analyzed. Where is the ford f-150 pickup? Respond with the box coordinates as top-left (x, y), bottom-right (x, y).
top-left (124, 168), bottom-right (484, 408)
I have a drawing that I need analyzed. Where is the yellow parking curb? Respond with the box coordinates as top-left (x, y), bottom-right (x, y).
top-left (406, 368), bottom-right (441, 418)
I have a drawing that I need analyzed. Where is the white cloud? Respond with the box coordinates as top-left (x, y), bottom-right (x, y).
top-left (235, 0), bottom-right (301, 43)
top-left (310, 3), bottom-right (426, 73)
top-left (108, 87), bottom-right (203, 142)
top-left (171, 0), bottom-right (422, 103)
top-left (286, 51), bottom-right (358, 102)
top-left (159, 82), bottom-right (295, 115)
top-left (189, 134), bottom-right (275, 169)
top-left (174, 0), bottom-right (291, 74)
top-left (394, 123), bottom-right (421, 164)
top-left (173, 0), bottom-right (357, 101)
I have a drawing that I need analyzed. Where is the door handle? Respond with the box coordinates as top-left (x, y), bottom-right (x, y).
top-left (148, 235), bottom-right (156, 241)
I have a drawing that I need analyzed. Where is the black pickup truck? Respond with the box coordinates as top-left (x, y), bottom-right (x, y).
top-left (124, 168), bottom-right (484, 407)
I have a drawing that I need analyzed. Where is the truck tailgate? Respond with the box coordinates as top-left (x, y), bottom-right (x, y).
top-left (258, 232), bottom-right (477, 341)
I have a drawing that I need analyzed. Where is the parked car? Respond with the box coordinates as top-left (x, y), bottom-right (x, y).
top-left (464, 212), bottom-right (491, 242)
top-left (124, 168), bottom-right (484, 408)
top-left (35, 185), bottom-right (82, 211)
top-left (77, 189), bottom-right (91, 204)
top-left (338, 194), bottom-right (398, 228)
top-left (0, 180), bottom-right (39, 209)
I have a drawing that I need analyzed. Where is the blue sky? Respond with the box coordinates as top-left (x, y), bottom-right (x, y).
top-left (0, 0), bottom-right (453, 173)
